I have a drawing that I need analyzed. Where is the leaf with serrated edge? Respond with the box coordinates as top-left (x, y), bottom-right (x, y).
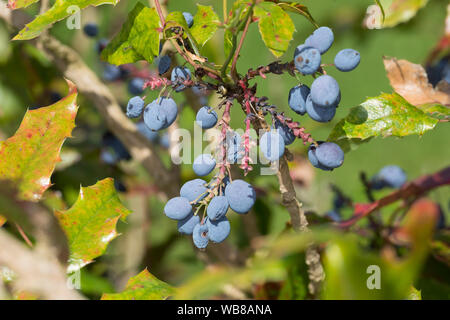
top-left (7, 0), bottom-right (39, 10)
top-left (0, 80), bottom-right (78, 201)
top-left (55, 178), bottom-right (131, 272)
top-left (13, 0), bottom-right (120, 40)
top-left (417, 103), bottom-right (450, 120)
top-left (254, 2), bottom-right (295, 57)
top-left (190, 5), bottom-right (220, 47)
top-left (328, 93), bottom-right (439, 144)
top-left (101, 3), bottom-right (160, 65)
top-left (101, 269), bottom-right (174, 300)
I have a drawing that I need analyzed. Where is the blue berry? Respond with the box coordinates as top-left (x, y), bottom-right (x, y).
top-left (196, 106), bottom-right (218, 129)
top-left (260, 131), bottom-right (285, 162)
top-left (315, 142), bottom-right (344, 169)
top-left (326, 210), bottom-right (341, 222)
top-left (334, 49), bottom-right (360, 72)
top-left (164, 197), bottom-right (192, 220)
top-left (305, 95), bottom-right (336, 122)
top-left (103, 64), bottom-right (121, 82)
top-left (225, 180), bottom-right (256, 214)
top-left (183, 12), bottom-right (194, 28)
top-left (137, 122), bottom-right (159, 142)
top-left (308, 142), bottom-right (344, 171)
top-left (308, 143), bottom-right (331, 171)
top-left (206, 217), bottom-right (231, 243)
top-left (372, 165), bottom-right (407, 189)
top-left (177, 214), bottom-right (200, 235)
top-left (207, 196), bottom-right (229, 221)
top-left (102, 132), bottom-right (131, 161)
top-left (226, 132), bottom-right (242, 163)
top-left (180, 179), bottom-right (208, 203)
top-left (288, 85), bottom-right (310, 115)
top-left (193, 154), bottom-right (216, 176)
top-left (143, 97), bottom-right (178, 131)
top-left (310, 75), bottom-right (340, 108)
top-left (158, 55), bottom-right (172, 75)
top-left (128, 78), bottom-right (145, 95)
top-left (83, 23), bottom-right (98, 37)
top-left (193, 223), bottom-right (209, 249)
top-left (274, 120), bottom-right (295, 146)
top-left (171, 66), bottom-right (191, 92)
top-left (294, 44), bottom-right (306, 58)
top-left (294, 46), bottom-right (321, 75)
top-left (96, 38), bottom-right (109, 54)
top-left (159, 132), bottom-right (170, 149)
top-left (126, 96), bottom-right (145, 118)
top-left (101, 150), bottom-right (118, 165)
top-left (305, 26), bottom-right (334, 54)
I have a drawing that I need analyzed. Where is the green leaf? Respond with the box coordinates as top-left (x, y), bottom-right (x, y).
top-left (271, 1), bottom-right (318, 27)
top-left (101, 269), bottom-right (174, 300)
top-left (254, 2), bottom-right (295, 57)
top-left (7, 0), bottom-right (40, 10)
top-left (224, 29), bottom-right (234, 58)
top-left (407, 286), bottom-right (422, 300)
top-left (101, 3), bottom-right (160, 65)
top-left (55, 178), bottom-right (131, 272)
top-left (190, 5), bottom-right (220, 47)
top-left (417, 103), bottom-right (450, 120)
top-left (0, 80), bottom-right (78, 201)
top-left (328, 93), bottom-right (439, 147)
top-left (13, 0), bottom-right (120, 40)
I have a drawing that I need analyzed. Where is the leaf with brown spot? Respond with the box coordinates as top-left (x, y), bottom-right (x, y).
top-left (0, 80), bottom-right (78, 201)
top-left (383, 57), bottom-right (450, 106)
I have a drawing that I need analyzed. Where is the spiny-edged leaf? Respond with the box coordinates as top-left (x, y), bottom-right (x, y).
top-left (101, 269), bottom-right (174, 300)
top-left (0, 215), bottom-right (6, 227)
top-left (407, 286), bottom-right (422, 300)
top-left (7, 0), bottom-right (39, 10)
top-left (268, 1), bottom-right (318, 27)
top-left (328, 93), bottom-right (439, 147)
top-left (190, 5), bottom-right (220, 47)
top-left (254, 2), bottom-right (295, 57)
top-left (101, 3), bottom-right (160, 65)
top-left (417, 103), bottom-right (450, 120)
top-left (13, 0), bottom-right (120, 40)
top-left (0, 80), bottom-right (78, 201)
top-left (55, 178), bottom-right (131, 272)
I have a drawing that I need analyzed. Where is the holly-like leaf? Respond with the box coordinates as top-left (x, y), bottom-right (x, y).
top-left (13, 0), bottom-right (120, 40)
top-left (101, 3), bottom-right (160, 65)
top-left (0, 80), bottom-right (78, 201)
top-left (7, 0), bottom-right (39, 10)
top-left (55, 178), bottom-right (131, 272)
top-left (190, 5), bottom-right (220, 47)
top-left (101, 269), bottom-right (174, 300)
top-left (254, 2), bottom-right (295, 57)
top-left (328, 93), bottom-right (439, 147)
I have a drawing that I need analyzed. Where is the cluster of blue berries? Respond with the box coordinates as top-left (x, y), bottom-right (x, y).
top-left (165, 177), bottom-right (256, 249)
top-left (287, 27), bottom-right (361, 171)
top-left (290, 27), bottom-right (360, 123)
